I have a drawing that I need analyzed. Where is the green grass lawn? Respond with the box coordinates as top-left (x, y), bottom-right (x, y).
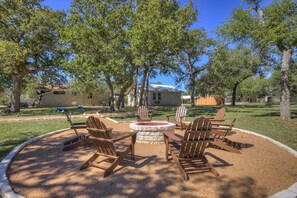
top-left (0, 104), bottom-right (296, 162)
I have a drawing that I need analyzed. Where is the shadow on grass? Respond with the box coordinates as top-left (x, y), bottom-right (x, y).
top-left (252, 111), bottom-right (297, 119)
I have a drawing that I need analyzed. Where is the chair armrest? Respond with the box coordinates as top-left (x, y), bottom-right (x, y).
top-left (210, 119), bottom-right (225, 122)
top-left (73, 122), bottom-right (86, 125)
top-left (71, 124), bottom-right (86, 129)
top-left (179, 115), bottom-right (187, 119)
top-left (112, 132), bottom-right (137, 142)
top-left (166, 114), bottom-right (175, 121)
top-left (163, 131), bottom-right (183, 142)
top-left (166, 114), bottom-right (175, 118)
top-left (216, 123), bottom-right (233, 127)
top-left (212, 126), bottom-right (232, 131)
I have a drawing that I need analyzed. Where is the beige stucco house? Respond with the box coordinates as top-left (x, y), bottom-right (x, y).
top-left (128, 84), bottom-right (182, 106)
top-left (36, 86), bottom-right (108, 107)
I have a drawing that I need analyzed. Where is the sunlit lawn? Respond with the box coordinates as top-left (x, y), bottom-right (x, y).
top-left (0, 103), bottom-right (296, 162)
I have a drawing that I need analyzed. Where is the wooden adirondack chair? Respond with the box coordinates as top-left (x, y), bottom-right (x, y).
top-left (63, 111), bottom-right (87, 151)
top-left (86, 116), bottom-right (113, 135)
top-left (136, 106), bottom-right (152, 122)
top-left (209, 107), bottom-right (226, 124)
top-left (166, 106), bottom-right (187, 130)
top-left (163, 117), bottom-right (219, 180)
top-left (210, 111), bottom-right (240, 154)
top-left (80, 125), bottom-right (137, 177)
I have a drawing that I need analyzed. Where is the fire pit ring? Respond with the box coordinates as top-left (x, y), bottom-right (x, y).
top-left (130, 121), bottom-right (176, 143)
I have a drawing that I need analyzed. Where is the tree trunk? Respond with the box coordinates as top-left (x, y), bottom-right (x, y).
top-left (280, 49), bottom-right (292, 121)
top-left (189, 66), bottom-right (195, 107)
top-left (11, 75), bottom-right (22, 112)
top-left (231, 83), bottom-right (239, 106)
top-left (116, 93), bottom-right (124, 110)
top-left (121, 98), bottom-right (125, 108)
top-left (104, 72), bottom-right (115, 111)
top-left (134, 68), bottom-right (138, 107)
top-left (139, 67), bottom-right (149, 106)
top-left (146, 70), bottom-right (149, 107)
top-left (116, 87), bottom-right (127, 110)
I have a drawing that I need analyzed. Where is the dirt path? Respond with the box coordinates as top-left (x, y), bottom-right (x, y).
top-left (0, 112), bottom-right (131, 123)
top-left (0, 115), bottom-right (88, 123)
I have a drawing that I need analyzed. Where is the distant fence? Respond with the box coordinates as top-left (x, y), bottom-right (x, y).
top-left (195, 96), bottom-right (225, 105)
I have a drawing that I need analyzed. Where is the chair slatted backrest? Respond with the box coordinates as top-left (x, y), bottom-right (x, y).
top-left (65, 111), bottom-right (79, 137)
top-left (175, 106), bottom-right (187, 122)
top-left (65, 112), bottom-right (73, 126)
top-left (179, 117), bottom-right (212, 158)
top-left (86, 116), bottom-right (112, 139)
top-left (214, 107), bottom-right (226, 120)
top-left (87, 129), bottom-right (117, 156)
top-left (229, 111), bottom-right (238, 127)
top-left (137, 106), bottom-right (149, 119)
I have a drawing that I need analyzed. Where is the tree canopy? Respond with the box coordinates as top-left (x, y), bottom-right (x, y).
top-left (218, 0), bottom-right (297, 120)
top-left (0, 0), bottom-right (66, 112)
top-left (208, 46), bottom-right (262, 105)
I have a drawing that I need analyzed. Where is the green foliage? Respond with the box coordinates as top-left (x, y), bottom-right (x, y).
top-left (0, 0), bottom-right (67, 111)
top-left (0, 97), bottom-right (9, 105)
top-left (129, 0), bottom-right (197, 66)
top-left (174, 28), bottom-right (215, 105)
top-left (237, 76), bottom-right (268, 97)
top-left (219, 0), bottom-right (297, 50)
top-left (0, 0), bottom-right (66, 74)
top-left (208, 46), bottom-right (261, 92)
top-left (69, 77), bottom-right (110, 96)
top-left (63, 0), bottom-right (136, 109)
top-left (175, 28), bottom-right (215, 80)
top-left (63, 0), bottom-right (197, 108)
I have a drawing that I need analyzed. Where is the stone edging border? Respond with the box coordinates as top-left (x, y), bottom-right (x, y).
top-left (0, 128), bottom-right (69, 198)
top-left (0, 122), bottom-right (296, 198)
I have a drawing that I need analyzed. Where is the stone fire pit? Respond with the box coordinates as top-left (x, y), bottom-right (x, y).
top-left (130, 121), bottom-right (176, 143)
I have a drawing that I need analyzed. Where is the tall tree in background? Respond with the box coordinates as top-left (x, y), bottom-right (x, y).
top-left (130, 0), bottom-right (197, 106)
top-left (219, 0), bottom-right (297, 120)
top-left (0, 0), bottom-right (65, 112)
top-left (63, 0), bottom-right (133, 111)
top-left (208, 47), bottom-right (261, 106)
top-left (175, 29), bottom-right (215, 107)
top-left (237, 76), bottom-right (269, 100)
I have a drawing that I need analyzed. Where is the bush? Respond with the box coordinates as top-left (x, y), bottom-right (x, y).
top-left (0, 97), bottom-right (9, 105)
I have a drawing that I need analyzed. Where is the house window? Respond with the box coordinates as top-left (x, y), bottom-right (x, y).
top-left (158, 93), bottom-right (161, 100)
top-left (153, 93), bottom-right (156, 100)
top-left (53, 91), bottom-right (65, 95)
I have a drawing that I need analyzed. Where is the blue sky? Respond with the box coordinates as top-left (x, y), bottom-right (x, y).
top-left (42, 0), bottom-right (267, 90)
